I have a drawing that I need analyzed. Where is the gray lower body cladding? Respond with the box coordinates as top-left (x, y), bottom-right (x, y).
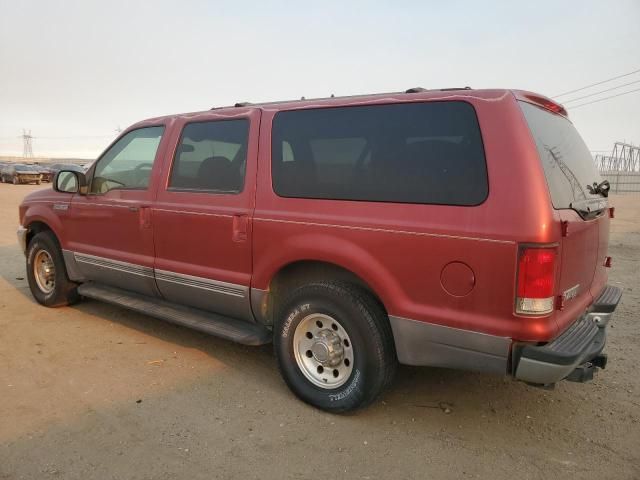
top-left (62, 250), bottom-right (254, 322)
top-left (389, 316), bottom-right (511, 375)
top-left (391, 285), bottom-right (621, 383)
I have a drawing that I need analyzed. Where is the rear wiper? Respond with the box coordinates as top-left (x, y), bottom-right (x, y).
top-left (570, 198), bottom-right (607, 219)
top-left (586, 179), bottom-right (610, 198)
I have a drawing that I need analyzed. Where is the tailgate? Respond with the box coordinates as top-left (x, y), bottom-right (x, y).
top-left (519, 100), bottom-right (610, 332)
top-left (556, 210), bottom-right (608, 332)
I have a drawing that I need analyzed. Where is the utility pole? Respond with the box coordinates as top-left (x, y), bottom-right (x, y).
top-left (22, 129), bottom-right (34, 158)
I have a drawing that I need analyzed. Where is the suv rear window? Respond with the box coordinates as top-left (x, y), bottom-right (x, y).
top-left (271, 101), bottom-right (488, 205)
top-left (519, 101), bottom-right (602, 210)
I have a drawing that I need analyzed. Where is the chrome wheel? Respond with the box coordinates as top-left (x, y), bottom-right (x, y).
top-left (33, 249), bottom-right (55, 294)
top-left (293, 313), bottom-right (354, 389)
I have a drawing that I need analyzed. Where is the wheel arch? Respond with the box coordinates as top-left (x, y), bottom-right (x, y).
top-left (252, 259), bottom-right (390, 327)
top-left (22, 205), bottom-right (65, 250)
top-left (25, 219), bottom-right (59, 249)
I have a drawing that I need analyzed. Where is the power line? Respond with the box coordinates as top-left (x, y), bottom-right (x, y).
top-left (553, 68), bottom-right (640, 98)
top-left (0, 134), bottom-right (113, 140)
top-left (566, 87), bottom-right (640, 110)
top-left (562, 78), bottom-right (640, 104)
top-left (38, 135), bottom-right (114, 139)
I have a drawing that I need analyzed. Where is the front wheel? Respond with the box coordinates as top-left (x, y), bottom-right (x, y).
top-left (274, 282), bottom-right (397, 412)
top-left (26, 231), bottom-right (79, 307)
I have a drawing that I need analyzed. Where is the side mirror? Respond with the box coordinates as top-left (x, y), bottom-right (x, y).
top-left (53, 169), bottom-right (88, 194)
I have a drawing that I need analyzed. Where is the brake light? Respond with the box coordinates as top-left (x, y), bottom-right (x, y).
top-left (522, 93), bottom-right (568, 117)
top-left (516, 247), bottom-right (557, 315)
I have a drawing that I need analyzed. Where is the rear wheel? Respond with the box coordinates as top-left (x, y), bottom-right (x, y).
top-left (26, 231), bottom-right (79, 307)
top-left (274, 282), bottom-right (397, 412)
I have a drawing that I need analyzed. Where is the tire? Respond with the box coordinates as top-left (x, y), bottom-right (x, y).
top-left (274, 282), bottom-right (397, 412)
top-left (36, 180), bottom-right (41, 185)
top-left (26, 231), bottom-right (79, 307)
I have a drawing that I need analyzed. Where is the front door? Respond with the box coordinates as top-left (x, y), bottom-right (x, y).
top-left (152, 109), bottom-right (260, 321)
top-left (66, 124), bottom-right (169, 296)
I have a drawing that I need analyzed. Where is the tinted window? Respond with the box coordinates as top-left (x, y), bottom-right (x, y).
top-left (91, 126), bottom-right (164, 194)
top-left (520, 101), bottom-right (601, 209)
top-left (169, 119), bottom-right (249, 193)
top-left (271, 102), bottom-right (488, 205)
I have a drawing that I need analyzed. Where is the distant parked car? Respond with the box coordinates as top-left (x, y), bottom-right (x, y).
top-left (1, 164), bottom-right (42, 184)
top-left (33, 165), bottom-right (53, 182)
top-left (48, 163), bottom-right (80, 176)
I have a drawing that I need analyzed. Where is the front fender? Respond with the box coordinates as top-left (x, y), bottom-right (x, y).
top-left (21, 203), bottom-right (67, 247)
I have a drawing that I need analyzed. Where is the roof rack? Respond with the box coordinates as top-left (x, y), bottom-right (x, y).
top-left (210, 86), bottom-right (475, 110)
top-left (440, 87), bottom-right (472, 91)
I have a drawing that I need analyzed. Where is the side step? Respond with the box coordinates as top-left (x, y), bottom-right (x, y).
top-left (77, 283), bottom-right (272, 346)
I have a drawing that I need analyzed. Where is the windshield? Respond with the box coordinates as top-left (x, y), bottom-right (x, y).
top-left (520, 101), bottom-right (603, 210)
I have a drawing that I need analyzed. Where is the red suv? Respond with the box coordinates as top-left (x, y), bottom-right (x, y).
top-left (18, 88), bottom-right (621, 411)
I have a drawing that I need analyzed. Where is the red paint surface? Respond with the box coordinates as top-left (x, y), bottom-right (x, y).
top-left (19, 89), bottom-right (610, 343)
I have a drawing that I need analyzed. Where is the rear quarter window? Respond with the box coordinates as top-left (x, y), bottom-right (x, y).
top-left (271, 101), bottom-right (488, 206)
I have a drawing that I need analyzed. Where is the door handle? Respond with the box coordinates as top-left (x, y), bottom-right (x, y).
top-left (232, 214), bottom-right (249, 242)
top-left (128, 206), bottom-right (139, 212)
top-left (139, 206), bottom-right (152, 229)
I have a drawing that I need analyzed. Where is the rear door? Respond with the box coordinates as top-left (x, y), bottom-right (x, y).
top-left (152, 109), bottom-right (260, 321)
top-left (520, 101), bottom-right (610, 330)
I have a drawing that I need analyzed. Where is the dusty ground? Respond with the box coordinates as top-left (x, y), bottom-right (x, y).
top-left (0, 183), bottom-right (638, 480)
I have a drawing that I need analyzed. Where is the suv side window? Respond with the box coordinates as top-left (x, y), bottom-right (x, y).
top-left (168, 119), bottom-right (249, 193)
top-left (91, 126), bottom-right (164, 194)
top-left (271, 102), bottom-right (488, 206)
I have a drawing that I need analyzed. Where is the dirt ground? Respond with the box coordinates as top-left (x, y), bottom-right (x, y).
top-left (0, 183), bottom-right (638, 480)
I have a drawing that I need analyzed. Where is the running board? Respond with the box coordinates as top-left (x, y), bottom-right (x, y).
top-left (77, 283), bottom-right (272, 346)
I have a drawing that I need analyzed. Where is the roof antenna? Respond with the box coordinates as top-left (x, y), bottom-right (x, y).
top-left (300, 96), bottom-right (306, 100)
top-left (330, 93), bottom-right (335, 98)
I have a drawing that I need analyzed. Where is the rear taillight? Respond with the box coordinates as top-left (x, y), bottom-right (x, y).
top-left (516, 247), bottom-right (557, 315)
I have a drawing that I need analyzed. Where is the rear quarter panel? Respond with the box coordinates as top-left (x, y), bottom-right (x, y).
top-left (253, 91), bottom-right (560, 341)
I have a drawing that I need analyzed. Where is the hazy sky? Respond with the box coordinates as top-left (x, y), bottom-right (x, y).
top-left (1, 0), bottom-right (639, 158)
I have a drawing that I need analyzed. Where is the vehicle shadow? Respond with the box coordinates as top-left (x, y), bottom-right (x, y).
top-left (0, 242), bottom-right (540, 418)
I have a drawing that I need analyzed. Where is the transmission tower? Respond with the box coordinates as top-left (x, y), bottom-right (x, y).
top-left (595, 142), bottom-right (640, 172)
top-left (22, 129), bottom-right (34, 158)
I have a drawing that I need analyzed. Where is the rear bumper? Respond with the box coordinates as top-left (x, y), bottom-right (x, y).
top-left (513, 285), bottom-right (622, 385)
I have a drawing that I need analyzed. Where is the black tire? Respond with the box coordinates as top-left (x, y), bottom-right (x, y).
top-left (26, 231), bottom-right (79, 307)
top-left (274, 282), bottom-right (397, 412)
